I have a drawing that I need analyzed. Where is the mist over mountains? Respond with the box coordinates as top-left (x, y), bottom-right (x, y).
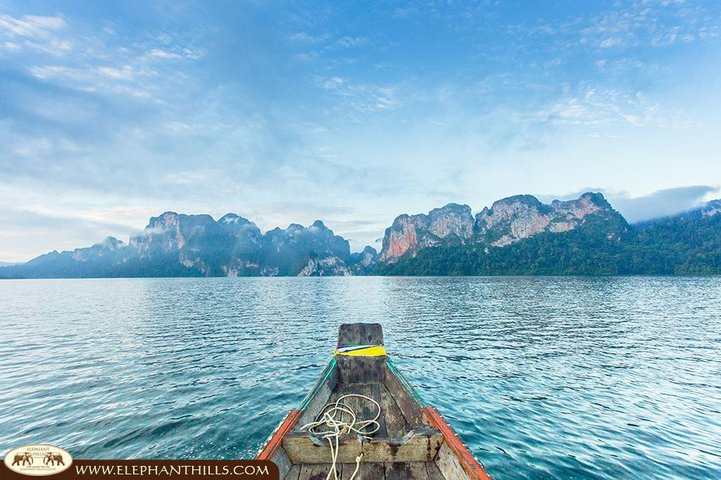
top-left (1, 192), bottom-right (720, 278)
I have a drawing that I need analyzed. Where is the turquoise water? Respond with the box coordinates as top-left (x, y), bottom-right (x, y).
top-left (0, 277), bottom-right (720, 479)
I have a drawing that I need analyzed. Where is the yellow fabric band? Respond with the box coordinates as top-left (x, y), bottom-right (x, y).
top-left (334, 345), bottom-right (387, 357)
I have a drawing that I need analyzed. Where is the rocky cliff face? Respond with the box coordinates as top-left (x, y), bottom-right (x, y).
top-left (475, 192), bottom-right (614, 247)
top-left (380, 203), bottom-right (473, 262)
top-left (297, 256), bottom-right (351, 276)
top-left (348, 246), bottom-right (379, 275)
top-left (131, 212), bottom-right (247, 253)
top-left (379, 192), bottom-right (625, 262)
top-left (71, 236), bottom-right (125, 262)
top-left (124, 212), bottom-right (262, 275)
top-left (261, 220), bottom-right (351, 275)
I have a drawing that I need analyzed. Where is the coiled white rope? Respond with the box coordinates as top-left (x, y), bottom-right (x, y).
top-left (300, 394), bottom-right (381, 480)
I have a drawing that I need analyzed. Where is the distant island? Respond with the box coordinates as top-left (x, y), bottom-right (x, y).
top-left (2, 192), bottom-right (720, 278)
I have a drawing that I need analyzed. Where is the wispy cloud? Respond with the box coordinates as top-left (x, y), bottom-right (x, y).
top-left (579, 0), bottom-right (719, 49)
top-left (316, 75), bottom-right (400, 113)
top-left (336, 36), bottom-right (369, 48)
top-left (506, 0), bottom-right (719, 52)
top-left (288, 31), bottom-right (330, 44)
top-left (146, 48), bottom-right (182, 60)
top-left (539, 86), bottom-right (685, 128)
top-left (0, 13), bottom-right (71, 54)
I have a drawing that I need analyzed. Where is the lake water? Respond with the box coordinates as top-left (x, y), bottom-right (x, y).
top-left (0, 277), bottom-right (720, 479)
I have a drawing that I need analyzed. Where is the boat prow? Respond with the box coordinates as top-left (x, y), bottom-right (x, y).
top-left (258, 323), bottom-right (493, 480)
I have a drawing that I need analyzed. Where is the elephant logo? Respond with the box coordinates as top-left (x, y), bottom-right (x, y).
top-left (4, 444), bottom-right (72, 476)
top-left (11, 452), bottom-right (33, 466)
top-left (43, 453), bottom-right (65, 466)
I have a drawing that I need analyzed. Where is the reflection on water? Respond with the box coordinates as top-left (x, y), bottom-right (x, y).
top-left (1, 277), bottom-right (720, 479)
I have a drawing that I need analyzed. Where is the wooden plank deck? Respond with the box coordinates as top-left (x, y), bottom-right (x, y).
top-left (314, 382), bottom-right (403, 438)
top-left (284, 376), bottom-right (443, 466)
top-left (289, 461), bottom-right (444, 480)
top-left (292, 369), bottom-right (430, 438)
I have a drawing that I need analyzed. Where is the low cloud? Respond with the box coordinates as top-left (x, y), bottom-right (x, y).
top-left (609, 185), bottom-right (720, 223)
top-left (0, 207), bottom-right (139, 263)
top-left (544, 185), bottom-right (720, 223)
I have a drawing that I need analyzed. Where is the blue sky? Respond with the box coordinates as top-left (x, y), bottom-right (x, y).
top-left (1, 0), bottom-right (720, 261)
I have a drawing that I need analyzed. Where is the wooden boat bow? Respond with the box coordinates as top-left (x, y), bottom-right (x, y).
top-left (258, 323), bottom-right (493, 480)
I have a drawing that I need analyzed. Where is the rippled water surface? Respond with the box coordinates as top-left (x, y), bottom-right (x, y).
top-left (1, 277), bottom-right (720, 479)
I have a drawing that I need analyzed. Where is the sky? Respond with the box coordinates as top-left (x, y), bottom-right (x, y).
top-left (1, 0), bottom-right (720, 262)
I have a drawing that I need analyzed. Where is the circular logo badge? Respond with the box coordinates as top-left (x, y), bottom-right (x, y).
top-left (4, 445), bottom-right (73, 476)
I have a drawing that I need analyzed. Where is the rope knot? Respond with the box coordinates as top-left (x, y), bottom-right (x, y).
top-left (300, 394), bottom-right (380, 480)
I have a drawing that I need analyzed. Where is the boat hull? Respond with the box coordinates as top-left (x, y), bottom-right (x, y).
top-left (257, 323), bottom-right (493, 480)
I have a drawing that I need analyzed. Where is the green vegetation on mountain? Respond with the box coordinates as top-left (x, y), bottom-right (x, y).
top-left (375, 209), bottom-right (721, 276)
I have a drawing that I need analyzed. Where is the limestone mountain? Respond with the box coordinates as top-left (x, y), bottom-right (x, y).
top-left (1, 213), bottom-right (360, 278)
top-left (376, 193), bottom-right (720, 276)
top-left (379, 192), bottom-right (628, 265)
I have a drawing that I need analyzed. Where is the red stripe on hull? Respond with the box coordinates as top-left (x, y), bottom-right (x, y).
top-left (257, 409), bottom-right (302, 460)
top-left (423, 406), bottom-right (493, 480)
